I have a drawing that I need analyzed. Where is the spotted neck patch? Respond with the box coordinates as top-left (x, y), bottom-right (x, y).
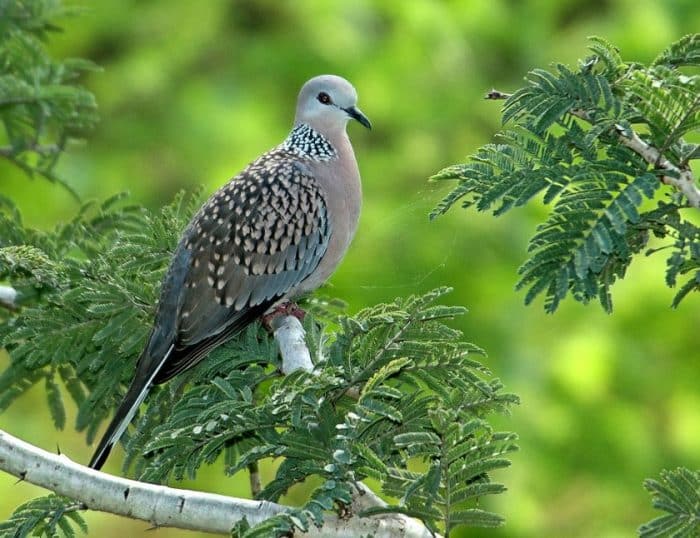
top-left (282, 123), bottom-right (337, 161)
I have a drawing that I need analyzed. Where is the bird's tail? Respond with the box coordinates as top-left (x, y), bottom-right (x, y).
top-left (88, 345), bottom-right (173, 470)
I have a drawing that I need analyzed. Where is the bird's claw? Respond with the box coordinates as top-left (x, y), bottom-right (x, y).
top-left (261, 302), bottom-right (306, 331)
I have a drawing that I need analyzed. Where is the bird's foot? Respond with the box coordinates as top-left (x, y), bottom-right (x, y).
top-left (262, 301), bottom-right (306, 331)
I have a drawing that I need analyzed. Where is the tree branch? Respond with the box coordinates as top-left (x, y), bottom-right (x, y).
top-left (484, 89), bottom-right (511, 100)
top-left (567, 106), bottom-right (700, 208)
top-left (0, 285), bottom-right (18, 311)
top-left (0, 429), bottom-right (435, 537)
top-left (0, 314), bottom-right (436, 536)
top-left (613, 125), bottom-right (700, 208)
top-left (272, 314), bottom-right (314, 374)
top-left (0, 144), bottom-right (61, 158)
top-left (486, 87), bottom-right (700, 208)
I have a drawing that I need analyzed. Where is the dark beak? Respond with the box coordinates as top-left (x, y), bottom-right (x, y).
top-left (344, 106), bottom-right (372, 130)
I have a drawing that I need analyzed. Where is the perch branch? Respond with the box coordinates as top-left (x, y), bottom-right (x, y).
top-left (271, 314), bottom-right (314, 374)
top-left (0, 429), bottom-right (435, 537)
top-left (351, 481), bottom-right (392, 512)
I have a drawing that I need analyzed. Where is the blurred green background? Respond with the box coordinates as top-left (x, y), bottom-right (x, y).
top-left (1, 1), bottom-right (699, 536)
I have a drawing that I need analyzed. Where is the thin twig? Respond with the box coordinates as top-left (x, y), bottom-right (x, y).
top-left (247, 393), bottom-right (262, 498)
top-left (485, 89), bottom-right (512, 100)
top-left (486, 88), bottom-right (700, 208)
top-left (614, 126), bottom-right (700, 208)
top-left (0, 144), bottom-right (61, 157)
top-left (248, 461), bottom-right (262, 498)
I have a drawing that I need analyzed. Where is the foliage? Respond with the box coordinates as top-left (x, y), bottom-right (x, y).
top-left (638, 468), bottom-right (700, 538)
top-left (0, 191), bottom-right (198, 438)
top-left (430, 33), bottom-right (700, 538)
top-left (2, 2), bottom-right (698, 538)
top-left (431, 34), bottom-right (700, 313)
top-left (0, 9), bottom-right (517, 536)
top-left (0, 0), bottom-right (98, 198)
top-left (0, 495), bottom-right (86, 538)
top-left (2, 196), bottom-right (521, 536)
top-left (1, 187), bottom-right (519, 537)
top-left (129, 287), bottom-right (517, 536)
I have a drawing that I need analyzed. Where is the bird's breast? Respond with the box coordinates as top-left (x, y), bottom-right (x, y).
top-left (292, 142), bottom-right (362, 296)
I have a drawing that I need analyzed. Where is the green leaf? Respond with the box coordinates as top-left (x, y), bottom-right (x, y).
top-left (45, 375), bottom-right (65, 430)
top-left (431, 35), bottom-right (699, 312)
top-left (0, 495), bottom-right (86, 538)
top-left (449, 508), bottom-right (504, 528)
top-left (639, 468), bottom-right (700, 537)
top-left (394, 431), bottom-right (441, 448)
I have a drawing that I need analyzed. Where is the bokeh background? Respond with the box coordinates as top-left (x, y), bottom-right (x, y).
top-left (2, 1), bottom-right (699, 537)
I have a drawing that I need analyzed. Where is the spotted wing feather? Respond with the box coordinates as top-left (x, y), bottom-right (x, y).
top-left (151, 150), bottom-right (330, 383)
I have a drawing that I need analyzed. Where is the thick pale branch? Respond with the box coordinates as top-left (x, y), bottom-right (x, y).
top-left (271, 315), bottom-right (362, 400)
top-left (272, 314), bottom-right (314, 374)
top-left (0, 429), bottom-right (434, 537)
top-left (0, 285), bottom-right (18, 311)
top-left (352, 481), bottom-right (392, 512)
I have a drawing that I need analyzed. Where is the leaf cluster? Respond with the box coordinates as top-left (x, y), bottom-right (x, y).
top-left (1, 189), bottom-right (517, 537)
top-left (128, 288), bottom-right (518, 537)
top-left (638, 467), bottom-right (700, 537)
top-left (431, 34), bottom-right (700, 312)
top-left (0, 495), bottom-right (86, 538)
top-left (0, 4), bottom-right (518, 536)
top-left (0, 0), bottom-right (98, 197)
top-left (0, 191), bottom-right (200, 441)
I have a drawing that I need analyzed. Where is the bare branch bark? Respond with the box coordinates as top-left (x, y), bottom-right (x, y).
top-left (272, 314), bottom-right (314, 374)
top-left (567, 107), bottom-right (700, 208)
top-left (0, 285), bottom-right (18, 311)
top-left (0, 429), bottom-right (435, 537)
top-left (613, 126), bottom-right (700, 208)
top-left (351, 481), bottom-right (393, 512)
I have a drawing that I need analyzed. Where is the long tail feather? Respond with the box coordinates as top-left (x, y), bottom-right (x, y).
top-left (88, 345), bottom-right (173, 470)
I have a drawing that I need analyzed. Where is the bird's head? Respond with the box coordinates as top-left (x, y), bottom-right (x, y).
top-left (295, 74), bottom-right (371, 134)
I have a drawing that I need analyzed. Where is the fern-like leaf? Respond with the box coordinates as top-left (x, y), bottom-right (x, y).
top-left (0, 495), bottom-right (86, 538)
top-left (639, 468), bottom-right (700, 537)
top-left (432, 34), bottom-right (700, 311)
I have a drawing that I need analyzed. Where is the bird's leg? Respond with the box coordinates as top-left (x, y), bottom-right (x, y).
top-left (261, 301), bottom-right (306, 331)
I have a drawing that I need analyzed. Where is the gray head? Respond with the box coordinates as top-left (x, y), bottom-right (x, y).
top-left (294, 75), bottom-right (371, 134)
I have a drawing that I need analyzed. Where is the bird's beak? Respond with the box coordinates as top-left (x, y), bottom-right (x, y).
top-left (344, 106), bottom-right (372, 130)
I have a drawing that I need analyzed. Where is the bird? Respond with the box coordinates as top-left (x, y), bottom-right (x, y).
top-left (88, 74), bottom-right (370, 470)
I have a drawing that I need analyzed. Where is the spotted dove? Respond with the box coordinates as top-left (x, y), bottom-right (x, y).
top-left (89, 75), bottom-right (370, 470)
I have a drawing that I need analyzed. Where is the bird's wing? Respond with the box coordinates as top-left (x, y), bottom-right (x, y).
top-left (90, 151), bottom-right (330, 469)
top-left (152, 151), bottom-right (330, 382)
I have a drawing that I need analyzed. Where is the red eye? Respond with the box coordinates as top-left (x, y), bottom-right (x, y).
top-left (317, 92), bottom-right (332, 104)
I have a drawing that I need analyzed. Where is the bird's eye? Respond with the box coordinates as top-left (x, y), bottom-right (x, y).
top-left (317, 92), bottom-right (332, 105)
